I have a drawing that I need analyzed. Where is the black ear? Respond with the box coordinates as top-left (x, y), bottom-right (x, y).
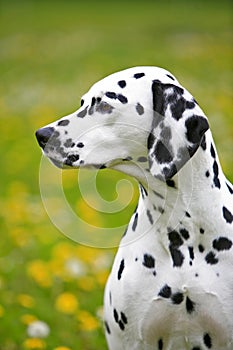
top-left (148, 81), bottom-right (209, 180)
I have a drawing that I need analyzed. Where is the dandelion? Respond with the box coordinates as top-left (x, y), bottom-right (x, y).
top-left (77, 310), bottom-right (100, 332)
top-left (55, 292), bottom-right (78, 314)
top-left (21, 314), bottom-right (38, 325)
top-left (17, 294), bottom-right (35, 308)
top-left (78, 276), bottom-right (95, 291)
top-left (27, 320), bottom-right (50, 338)
top-left (23, 338), bottom-right (46, 349)
top-left (27, 260), bottom-right (52, 288)
top-left (54, 347), bottom-right (72, 350)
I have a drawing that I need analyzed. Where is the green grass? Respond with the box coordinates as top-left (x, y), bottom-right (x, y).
top-left (0, 1), bottom-right (232, 349)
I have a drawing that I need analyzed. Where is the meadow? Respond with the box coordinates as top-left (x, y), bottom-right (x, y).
top-left (0, 1), bottom-right (232, 349)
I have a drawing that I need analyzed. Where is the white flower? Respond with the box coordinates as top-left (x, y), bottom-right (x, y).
top-left (27, 320), bottom-right (50, 338)
top-left (65, 258), bottom-right (86, 277)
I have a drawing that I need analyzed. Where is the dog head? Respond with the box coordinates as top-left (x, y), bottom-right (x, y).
top-left (36, 66), bottom-right (209, 181)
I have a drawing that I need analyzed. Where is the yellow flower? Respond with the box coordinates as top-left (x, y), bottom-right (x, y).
top-left (17, 294), bottom-right (35, 308)
top-left (55, 292), bottom-right (78, 314)
top-left (54, 347), bottom-right (72, 350)
top-left (27, 260), bottom-right (52, 288)
top-left (78, 276), bottom-right (95, 291)
top-left (21, 314), bottom-right (38, 325)
top-left (23, 338), bottom-right (46, 349)
top-left (0, 305), bottom-right (5, 317)
top-left (52, 242), bottom-right (74, 261)
top-left (77, 310), bottom-right (100, 332)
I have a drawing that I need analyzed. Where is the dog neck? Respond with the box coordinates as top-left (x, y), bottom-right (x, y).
top-left (114, 130), bottom-right (226, 243)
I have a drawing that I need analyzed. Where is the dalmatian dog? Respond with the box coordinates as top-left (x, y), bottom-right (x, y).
top-left (36, 67), bottom-right (233, 350)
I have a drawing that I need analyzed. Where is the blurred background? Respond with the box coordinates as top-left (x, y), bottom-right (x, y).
top-left (0, 1), bottom-right (232, 349)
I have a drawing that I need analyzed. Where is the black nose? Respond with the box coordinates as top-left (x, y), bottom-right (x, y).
top-left (35, 127), bottom-right (54, 149)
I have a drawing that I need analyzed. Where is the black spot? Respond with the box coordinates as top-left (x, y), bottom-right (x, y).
top-left (170, 96), bottom-right (187, 121)
top-left (140, 184), bottom-right (148, 197)
top-left (96, 101), bottom-right (114, 114)
top-left (118, 259), bottom-right (125, 280)
top-left (134, 72), bottom-right (145, 79)
top-left (118, 320), bottom-right (125, 331)
top-left (143, 254), bottom-right (155, 268)
top-left (118, 80), bottom-right (126, 88)
top-left (226, 182), bottom-right (233, 194)
top-left (200, 228), bottom-right (205, 234)
top-left (213, 237), bottom-right (232, 251)
top-left (104, 320), bottom-right (111, 334)
top-left (188, 246), bottom-right (194, 260)
top-left (106, 91), bottom-right (117, 99)
top-left (91, 97), bottom-right (96, 106)
top-left (205, 170), bottom-right (210, 177)
top-left (77, 106), bottom-right (88, 118)
top-left (168, 230), bottom-right (183, 247)
top-left (147, 132), bottom-right (155, 150)
top-left (166, 179), bottom-right (175, 188)
top-left (198, 244), bottom-right (205, 253)
top-left (154, 140), bottom-right (173, 164)
top-left (117, 94), bottom-right (128, 104)
top-left (210, 143), bottom-right (216, 158)
top-left (96, 97), bottom-right (102, 103)
top-left (158, 284), bottom-right (172, 298)
top-left (171, 292), bottom-right (184, 304)
top-left (109, 292), bottom-right (112, 305)
top-left (64, 139), bottom-right (75, 148)
top-left (205, 251), bottom-right (218, 265)
top-left (192, 347), bottom-right (201, 350)
top-left (185, 115), bottom-right (209, 144)
top-left (158, 206), bottom-right (165, 214)
top-left (185, 211), bottom-right (191, 218)
top-left (57, 119), bottom-right (70, 126)
top-left (186, 296), bottom-right (195, 314)
top-left (180, 228), bottom-right (190, 240)
top-left (152, 190), bottom-right (164, 199)
top-left (65, 154), bottom-right (79, 165)
top-left (123, 156), bottom-right (133, 161)
top-left (186, 101), bottom-right (196, 109)
top-left (137, 156), bottom-right (147, 162)
top-left (136, 103), bottom-right (144, 115)
top-left (203, 333), bottom-right (212, 348)
top-left (166, 74), bottom-right (175, 81)
top-left (77, 142), bottom-right (84, 148)
top-left (200, 134), bottom-right (207, 150)
top-left (146, 210), bottom-right (153, 225)
top-left (132, 212), bottom-right (138, 231)
top-left (80, 99), bottom-right (84, 106)
top-left (120, 312), bottom-right (127, 324)
top-left (99, 164), bottom-right (106, 169)
top-left (213, 160), bottom-right (219, 176)
top-left (158, 338), bottom-right (163, 350)
top-left (222, 206), bottom-right (233, 223)
top-left (213, 161), bottom-right (221, 189)
top-left (169, 246), bottom-right (184, 267)
top-left (113, 309), bottom-right (119, 323)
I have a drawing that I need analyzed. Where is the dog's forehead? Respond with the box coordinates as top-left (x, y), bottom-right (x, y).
top-left (83, 66), bottom-right (179, 98)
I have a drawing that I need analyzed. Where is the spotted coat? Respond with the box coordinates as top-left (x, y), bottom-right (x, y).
top-left (36, 66), bottom-right (233, 350)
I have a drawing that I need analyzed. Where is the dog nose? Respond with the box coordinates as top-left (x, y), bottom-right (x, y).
top-left (35, 127), bottom-right (54, 149)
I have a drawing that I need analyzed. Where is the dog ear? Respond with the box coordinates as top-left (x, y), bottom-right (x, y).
top-left (148, 80), bottom-right (209, 181)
